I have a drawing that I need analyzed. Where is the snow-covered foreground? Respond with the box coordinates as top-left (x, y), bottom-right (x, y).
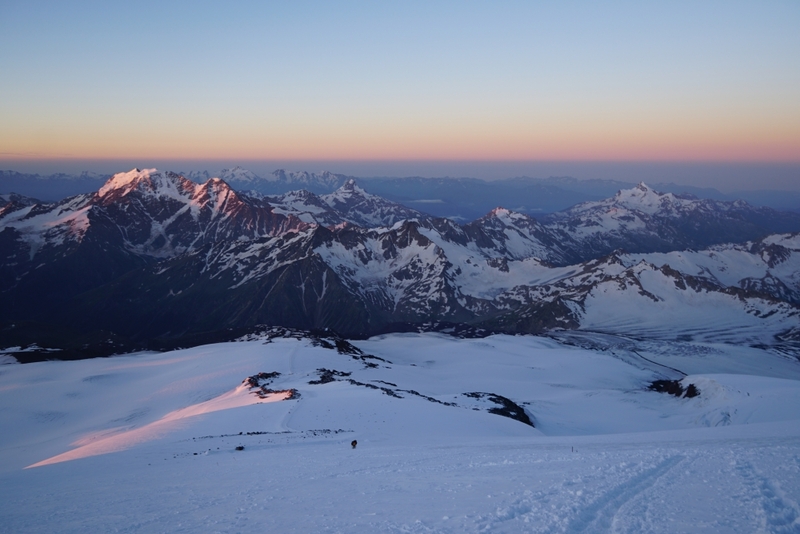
top-left (1, 333), bottom-right (800, 533)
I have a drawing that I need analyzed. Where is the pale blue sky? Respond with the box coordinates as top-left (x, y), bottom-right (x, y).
top-left (1, 1), bottom-right (798, 189)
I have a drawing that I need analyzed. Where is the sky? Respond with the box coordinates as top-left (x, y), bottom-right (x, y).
top-left (1, 1), bottom-right (799, 190)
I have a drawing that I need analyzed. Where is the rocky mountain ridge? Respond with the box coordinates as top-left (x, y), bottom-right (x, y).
top-left (256, 179), bottom-right (430, 228)
top-left (1, 169), bottom-right (798, 355)
top-left (6, 167), bottom-right (800, 214)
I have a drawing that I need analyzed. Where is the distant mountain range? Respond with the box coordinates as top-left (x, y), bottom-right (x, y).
top-left (1, 168), bottom-right (799, 357)
top-left (3, 166), bottom-right (800, 218)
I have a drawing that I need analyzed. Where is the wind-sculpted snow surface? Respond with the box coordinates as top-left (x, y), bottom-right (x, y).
top-left (1, 333), bottom-right (800, 532)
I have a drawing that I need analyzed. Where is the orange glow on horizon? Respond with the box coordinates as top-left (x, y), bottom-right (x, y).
top-left (2, 112), bottom-right (798, 164)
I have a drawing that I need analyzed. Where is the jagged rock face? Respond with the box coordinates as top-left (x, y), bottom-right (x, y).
top-left (261, 189), bottom-right (344, 226)
top-left (45, 222), bottom-right (800, 345)
top-left (1, 176), bottom-right (799, 349)
top-left (0, 170), bottom-right (297, 298)
top-left (0, 170), bottom-right (308, 322)
top-left (739, 274), bottom-right (799, 306)
top-left (319, 180), bottom-right (429, 228)
top-left (460, 209), bottom-right (574, 264)
top-left (94, 169), bottom-right (309, 257)
top-left (486, 251), bottom-right (800, 343)
top-left (70, 242), bottom-right (372, 339)
top-left (182, 168), bottom-right (351, 194)
top-left (623, 233), bottom-right (800, 308)
top-left (89, 221), bottom-right (477, 338)
top-left (259, 180), bottom-right (429, 228)
top-left (0, 193), bottom-right (41, 210)
top-left (540, 182), bottom-right (800, 260)
top-left (0, 194), bottom-right (101, 302)
top-left (316, 221), bottom-right (473, 324)
top-left (270, 170), bottom-right (350, 192)
top-left (0, 169), bottom-right (309, 264)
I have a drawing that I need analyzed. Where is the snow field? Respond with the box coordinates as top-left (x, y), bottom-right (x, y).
top-left (577, 267), bottom-right (799, 345)
top-left (1, 424), bottom-right (799, 533)
top-left (1, 333), bottom-right (799, 532)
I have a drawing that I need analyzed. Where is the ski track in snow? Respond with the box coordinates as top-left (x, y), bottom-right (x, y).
top-left (560, 455), bottom-right (684, 534)
top-left (466, 453), bottom-right (687, 534)
top-left (736, 460), bottom-right (800, 533)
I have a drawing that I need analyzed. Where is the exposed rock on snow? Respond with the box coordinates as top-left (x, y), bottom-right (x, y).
top-left (648, 379), bottom-right (700, 398)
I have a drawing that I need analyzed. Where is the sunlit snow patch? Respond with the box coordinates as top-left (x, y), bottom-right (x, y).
top-left (26, 380), bottom-right (292, 468)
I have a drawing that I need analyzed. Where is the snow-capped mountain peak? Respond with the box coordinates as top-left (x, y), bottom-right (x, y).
top-left (610, 182), bottom-right (681, 215)
top-left (269, 170), bottom-right (347, 189)
top-left (0, 193), bottom-right (40, 209)
top-left (217, 166), bottom-right (260, 183)
top-left (329, 178), bottom-right (366, 198)
top-left (319, 181), bottom-right (429, 228)
top-left (95, 169), bottom-right (205, 207)
top-left (190, 176), bottom-right (242, 212)
top-left (536, 180), bottom-right (800, 262)
top-left (97, 169), bottom-right (246, 211)
top-left (485, 207), bottom-right (529, 224)
top-left (97, 168), bottom-right (160, 199)
top-left (341, 178), bottom-right (359, 191)
top-left (0, 168), bottom-right (311, 270)
top-left (4, 167), bottom-right (800, 357)
top-left (180, 167), bottom-right (261, 185)
top-left (489, 207), bottom-right (511, 216)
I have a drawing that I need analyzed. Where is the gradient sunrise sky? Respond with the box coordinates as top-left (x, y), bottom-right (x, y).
top-left (1, 1), bottom-right (798, 187)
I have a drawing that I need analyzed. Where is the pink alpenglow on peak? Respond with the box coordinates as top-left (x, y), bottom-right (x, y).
top-left (97, 168), bottom-right (160, 198)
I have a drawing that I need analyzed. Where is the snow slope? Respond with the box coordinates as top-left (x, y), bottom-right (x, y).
top-left (261, 179), bottom-right (428, 227)
top-left (0, 169), bottom-right (309, 263)
top-left (575, 261), bottom-right (799, 344)
top-left (540, 182), bottom-right (800, 260)
top-left (0, 194), bottom-right (93, 258)
top-left (627, 233), bottom-right (800, 305)
top-left (4, 175), bottom-right (798, 347)
top-left (1, 333), bottom-right (799, 532)
top-left (320, 179), bottom-right (429, 227)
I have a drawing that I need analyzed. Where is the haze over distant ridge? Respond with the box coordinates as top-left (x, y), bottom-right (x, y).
top-left (2, 163), bottom-right (799, 214)
top-left (4, 160), bottom-right (800, 194)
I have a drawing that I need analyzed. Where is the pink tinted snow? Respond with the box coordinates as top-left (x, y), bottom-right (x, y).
top-left (26, 384), bottom-right (291, 469)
